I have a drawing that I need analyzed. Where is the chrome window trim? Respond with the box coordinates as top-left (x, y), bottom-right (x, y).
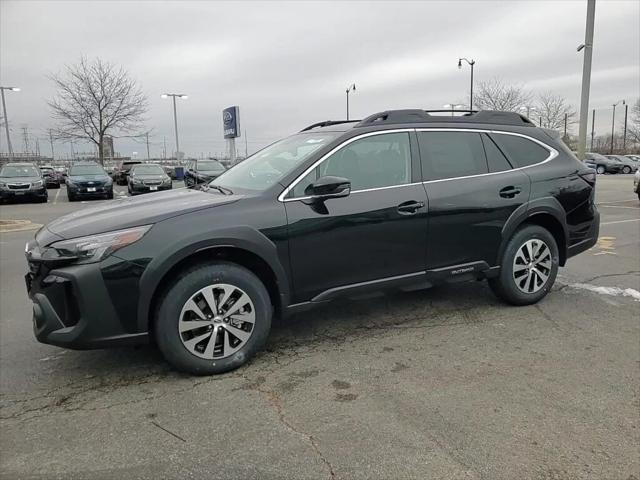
top-left (415, 128), bottom-right (558, 184)
top-left (277, 129), bottom-right (414, 202)
top-left (278, 127), bottom-right (558, 202)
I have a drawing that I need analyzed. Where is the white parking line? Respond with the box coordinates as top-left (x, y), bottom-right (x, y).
top-left (53, 188), bottom-right (61, 205)
top-left (599, 205), bottom-right (640, 210)
top-left (601, 219), bottom-right (640, 226)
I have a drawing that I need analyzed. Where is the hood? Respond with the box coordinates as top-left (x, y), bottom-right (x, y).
top-left (0, 175), bottom-right (42, 184)
top-left (44, 188), bottom-right (241, 240)
top-left (68, 174), bottom-right (111, 183)
top-left (131, 174), bottom-right (168, 181)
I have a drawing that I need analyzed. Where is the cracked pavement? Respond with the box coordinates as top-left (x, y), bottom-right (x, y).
top-left (1, 177), bottom-right (639, 479)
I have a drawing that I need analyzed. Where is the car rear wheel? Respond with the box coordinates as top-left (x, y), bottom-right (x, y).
top-left (489, 225), bottom-right (559, 306)
top-left (596, 165), bottom-right (606, 174)
top-left (155, 261), bottom-right (272, 375)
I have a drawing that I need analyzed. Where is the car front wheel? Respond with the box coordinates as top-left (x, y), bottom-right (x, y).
top-left (622, 166), bottom-right (631, 174)
top-left (155, 262), bottom-right (272, 375)
top-left (489, 225), bottom-right (559, 306)
top-left (596, 165), bottom-right (606, 174)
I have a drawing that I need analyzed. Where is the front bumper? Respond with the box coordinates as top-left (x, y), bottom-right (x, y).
top-left (25, 255), bottom-right (148, 349)
top-left (68, 184), bottom-right (112, 196)
top-left (0, 188), bottom-right (47, 200)
top-left (130, 183), bottom-right (172, 194)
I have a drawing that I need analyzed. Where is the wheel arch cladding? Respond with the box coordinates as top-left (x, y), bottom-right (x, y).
top-left (519, 213), bottom-right (567, 266)
top-left (145, 246), bottom-right (282, 333)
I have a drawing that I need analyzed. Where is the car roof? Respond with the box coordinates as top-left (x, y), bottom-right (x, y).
top-left (3, 162), bottom-right (37, 166)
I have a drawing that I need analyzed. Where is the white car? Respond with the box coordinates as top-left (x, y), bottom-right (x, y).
top-left (634, 168), bottom-right (640, 200)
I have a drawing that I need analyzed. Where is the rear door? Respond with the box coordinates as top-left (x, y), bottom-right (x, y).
top-left (418, 130), bottom-right (532, 270)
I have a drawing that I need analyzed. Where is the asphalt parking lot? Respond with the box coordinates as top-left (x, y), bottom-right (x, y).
top-left (0, 177), bottom-right (638, 480)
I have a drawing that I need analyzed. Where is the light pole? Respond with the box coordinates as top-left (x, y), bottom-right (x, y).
top-left (161, 93), bottom-right (187, 160)
top-left (345, 84), bottom-right (356, 120)
top-left (0, 86), bottom-right (20, 160)
top-left (457, 58), bottom-right (475, 111)
top-left (610, 99), bottom-right (624, 154)
top-left (443, 104), bottom-right (465, 117)
top-left (622, 103), bottom-right (629, 152)
top-left (576, 0), bottom-right (595, 161)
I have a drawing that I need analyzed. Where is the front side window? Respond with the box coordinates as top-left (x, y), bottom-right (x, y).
top-left (490, 133), bottom-right (550, 168)
top-left (418, 131), bottom-right (487, 181)
top-left (290, 132), bottom-right (411, 197)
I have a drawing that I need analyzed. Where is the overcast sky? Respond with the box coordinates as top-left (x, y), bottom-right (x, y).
top-left (1, 0), bottom-right (639, 159)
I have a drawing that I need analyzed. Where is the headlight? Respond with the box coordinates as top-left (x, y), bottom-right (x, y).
top-left (0, 182), bottom-right (6, 189)
top-left (162, 177), bottom-right (171, 184)
top-left (134, 178), bottom-right (144, 184)
top-left (32, 180), bottom-right (43, 188)
top-left (45, 225), bottom-right (152, 264)
top-left (105, 178), bottom-right (113, 186)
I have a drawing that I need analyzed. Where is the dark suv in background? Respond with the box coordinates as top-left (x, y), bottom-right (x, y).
top-left (39, 165), bottom-right (60, 188)
top-left (25, 109), bottom-right (599, 375)
top-left (66, 162), bottom-right (113, 201)
top-left (184, 159), bottom-right (226, 188)
top-left (114, 160), bottom-right (142, 185)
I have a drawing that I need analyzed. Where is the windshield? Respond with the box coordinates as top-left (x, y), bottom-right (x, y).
top-left (197, 160), bottom-right (225, 172)
top-left (0, 165), bottom-right (40, 177)
top-left (40, 168), bottom-right (54, 174)
top-left (211, 132), bottom-right (339, 192)
top-left (586, 153), bottom-right (607, 161)
top-left (70, 164), bottom-right (106, 175)
top-left (132, 164), bottom-right (165, 175)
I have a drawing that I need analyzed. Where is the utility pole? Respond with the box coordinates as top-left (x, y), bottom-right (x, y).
top-left (162, 136), bottom-right (167, 160)
top-left (576, 0), bottom-right (595, 161)
top-left (49, 129), bottom-right (55, 160)
top-left (21, 125), bottom-right (30, 154)
top-left (161, 93), bottom-right (187, 160)
top-left (590, 109), bottom-right (595, 151)
top-left (346, 83), bottom-right (356, 120)
top-left (610, 100), bottom-right (624, 154)
top-left (35, 138), bottom-right (40, 156)
top-left (0, 86), bottom-right (19, 160)
top-left (145, 132), bottom-right (150, 159)
top-left (564, 113), bottom-right (568, 137)
top-left (622, 103), bottom-right (628, 152)
top-left (244, 129), bottom-right (248, 158)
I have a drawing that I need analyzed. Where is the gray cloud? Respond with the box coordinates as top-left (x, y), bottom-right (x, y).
top-left (1, 0), bottom-right (638, 158)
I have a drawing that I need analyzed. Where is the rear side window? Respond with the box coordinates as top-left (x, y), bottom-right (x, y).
top-left (418, 131), bottom-right (487, 181)
top-left (481, 134), bottom-right (512, 173)
top-left (489, 133), bottom-right (550, 168)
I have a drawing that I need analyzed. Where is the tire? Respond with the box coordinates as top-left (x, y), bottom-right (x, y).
top-left (622, 166), bottom-right (631, 174)
top-left (38, 196), bottom-right (48, 203)
top-left (155, 261), bottom-right (272, 375)
top-left (106, 190), bottom-right (114, 200)
top-left (489, 225), bottom-right (559, 306)
top-left (67, 192), bottom-right (75, 202)
top-left (596, 165), bottom-right (605, 174)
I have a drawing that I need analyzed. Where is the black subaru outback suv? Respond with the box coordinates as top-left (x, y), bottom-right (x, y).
top-left (25, 109), bottom-right (599, 375)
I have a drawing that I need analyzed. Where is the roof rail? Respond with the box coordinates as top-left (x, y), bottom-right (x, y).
top-left (353, 109), bottom-right (535, 128)
top-left (300, 120), bottom-right (360, 132)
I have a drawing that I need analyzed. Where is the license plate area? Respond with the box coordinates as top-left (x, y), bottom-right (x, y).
top-left (87, 187), bottom-right (96, 192)
top-left (150, 186), bottom-right (158, 191)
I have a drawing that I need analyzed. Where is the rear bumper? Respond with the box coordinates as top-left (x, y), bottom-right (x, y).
top-left (567, 210), bottom-right (600, 259)
top-left (26, 260), bottom-right (148, 349)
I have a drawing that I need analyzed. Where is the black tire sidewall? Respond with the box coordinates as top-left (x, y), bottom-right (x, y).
top-left (492, 225), bottom-right (559, 305)
top-left (155, 262), bottom-right (272, 375)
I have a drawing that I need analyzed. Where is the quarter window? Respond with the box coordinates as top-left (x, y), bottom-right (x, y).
top-left (418, 131), bottom-right (487, 181)
top-left (290, 132), bottom-right (411, 197)
top-left (489, 133), bottom-right (550, 168)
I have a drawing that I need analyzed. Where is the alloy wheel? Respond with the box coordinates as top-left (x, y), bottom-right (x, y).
top-left (178, 283), bottom-right (255, 359)
top-left (513, 239), bottom-right (553, 294)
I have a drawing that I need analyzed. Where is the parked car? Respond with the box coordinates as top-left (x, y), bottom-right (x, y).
top-left (626, 154), bottom-right (640, 162)
top-left (54, 166), bottom-right (68, 182)
top-left (114, 160), bottom-right (141, 185)
top-left (0, 163), bottom-right (47, 203)
top-left (66, 162), bottom-right (113, 201)
top-left (39, 165), bottom-right (60, 188)
top-left (25, 109), bottom-right (600, 375)
top-left (163, 165), bottom-right (177, 179)
top-left (127, 163), bottom-right (173, 195)
top-left (184, 159), bottom-right (226, 188)
top-left (584, 152), bottom-right (623, 174)
top-left (634, 168), bottom-right (640, 200)
top-left (605, 155), bottom-right (638, 174)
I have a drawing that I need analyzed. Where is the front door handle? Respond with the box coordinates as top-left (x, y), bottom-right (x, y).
top-left (397, 200), bottom-right (425, 215)
top-left (499, 186), bottom-right (522, 198)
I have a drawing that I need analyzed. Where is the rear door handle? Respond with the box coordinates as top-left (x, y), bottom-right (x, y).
top-left (499, 186), bottom-right (522, 198)
top-left (397, 200), bottom-right (425, 215)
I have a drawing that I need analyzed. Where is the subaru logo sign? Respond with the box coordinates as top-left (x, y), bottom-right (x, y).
top-left (223, 106), bottom-right (240, 139)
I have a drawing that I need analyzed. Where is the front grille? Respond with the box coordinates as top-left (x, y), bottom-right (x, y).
top-left (8, 183), bottom-right (30, 190)
top-left (143, 180), bottom-right (162, 186)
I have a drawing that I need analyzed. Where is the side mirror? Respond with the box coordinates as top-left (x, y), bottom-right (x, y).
top-left (304, 176), bottom-right (351, 201)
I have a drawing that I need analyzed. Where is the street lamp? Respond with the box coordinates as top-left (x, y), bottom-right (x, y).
top-left (345, 83), bottom-right (356, 121)
top-left (0, 86), bottom-right (20, 160)
top-left (161, 93), bottom-right (188, 160)
top-left (457, 58), bottom-right (475, 111)
top-left (610, 99), bottom-right (625, 154)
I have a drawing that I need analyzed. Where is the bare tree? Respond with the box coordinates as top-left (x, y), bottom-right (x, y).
top-left (48, 57), bottom-right (148, 163)
top-left (628, 98), bottom-right (640, 146)
top-left (536, 91), bottom-right (576, 132)
top-left (473, 78), bottom-right (533, 112)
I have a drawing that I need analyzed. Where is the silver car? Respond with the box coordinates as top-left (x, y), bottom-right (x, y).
top-left (634, 168), bottom-right (640, 201)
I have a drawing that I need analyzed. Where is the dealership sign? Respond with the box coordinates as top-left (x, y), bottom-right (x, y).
top-left (223, 106), bottom-right (240, 139)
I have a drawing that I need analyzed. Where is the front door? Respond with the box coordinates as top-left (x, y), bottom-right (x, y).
top-left (284, 131), bottom-right (428, 303)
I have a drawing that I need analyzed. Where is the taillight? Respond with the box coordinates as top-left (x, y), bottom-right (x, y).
top-left (579, 170), bottom-right (596, 187)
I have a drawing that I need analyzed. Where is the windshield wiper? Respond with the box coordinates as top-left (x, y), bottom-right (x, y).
top-left (206, 184), bottom-right (233, 195)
